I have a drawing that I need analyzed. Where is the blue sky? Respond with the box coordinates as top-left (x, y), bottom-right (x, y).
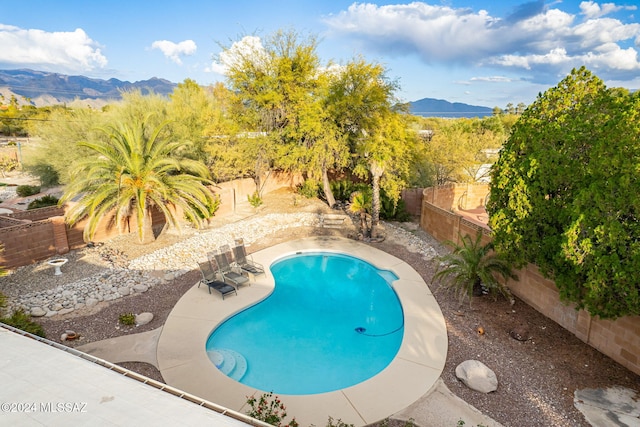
top-left (1, 1), bottom-right (639, 107)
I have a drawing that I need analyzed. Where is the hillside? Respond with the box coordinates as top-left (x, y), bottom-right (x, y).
top-left (409, 97), bottom-right (493, 118)
top-left (0, 69), bottom-right (176, 107)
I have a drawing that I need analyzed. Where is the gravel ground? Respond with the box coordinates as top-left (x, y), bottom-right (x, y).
top-left (2, 191), bottom-right (639, 427)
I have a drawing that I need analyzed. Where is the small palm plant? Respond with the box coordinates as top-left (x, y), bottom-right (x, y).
top-left (432, 233), bottom-right (517, 305)
top-left (349, 189), bottom-right (372, 238)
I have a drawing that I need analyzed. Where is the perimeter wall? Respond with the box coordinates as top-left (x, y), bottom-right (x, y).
top-left (0, 172), bottom-right (302, 269)
top-left (420, 184), bottom-right (640, 376)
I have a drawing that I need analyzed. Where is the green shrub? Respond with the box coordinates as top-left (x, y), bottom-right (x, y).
top-left (0, 291), bottom-right (6, 316)
top-left (0, 309), bottom-right (46, 337)
top-left (297, 180), bottom-right (319, 199)
top-left (118, 313), bottom-right (136, 326)
top-left (326, 417), bottom-right (355, 427)
top-left (246, 392), bottom-right (298, 427)
top-left (375, 419), bottom-right (416, 427)
top-left (27, 194), bottom-right (59, 210)
top-left (16, 185), bottom-right (41, 197)
top-left (331, 179), bottom-right (412, 220)
top-left (379, 191), bottom-right (412, 222)
top-left (193, 194), bottom-right (220, 220)
top-left (248, 191), bottom-right (263, 208)
top-left (24, 163), bottom-right (60, 187)
top-left (330, 179), bottom-right (367, 202)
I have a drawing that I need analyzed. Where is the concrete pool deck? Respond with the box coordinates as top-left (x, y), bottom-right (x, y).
top-left (157, 236), bottom-right (448, 426)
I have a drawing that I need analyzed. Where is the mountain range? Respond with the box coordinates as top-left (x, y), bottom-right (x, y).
top-left (408, 97), bottom-right (493, 118)
top-left (0, 68), bottom-right (492, 117)
top-left (0, 69), bottom-right (176, 108)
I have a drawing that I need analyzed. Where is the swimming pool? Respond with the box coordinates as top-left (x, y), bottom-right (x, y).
top-left (205, 252), bottom-right (404, 395)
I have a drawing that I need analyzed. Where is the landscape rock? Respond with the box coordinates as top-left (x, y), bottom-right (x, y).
top-left (117, 287), bottom-right (130, 296)
top-left (455, 360), bottom-right (498, 393)
top-left (30, 307), bottom-right (46, 317)
top-left (509, 324), bottom-right (531, 341)
top-left (135, 312), bottom-right (154, 326)
top-left (133, 284), bottom-right (149, 293)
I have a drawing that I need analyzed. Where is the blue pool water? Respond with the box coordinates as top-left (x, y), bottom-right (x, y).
top-left (205, 252), bottom-right (404, 395)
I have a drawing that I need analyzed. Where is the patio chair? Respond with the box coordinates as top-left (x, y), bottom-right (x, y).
top-left (209, 248), bottom-right (250, 288)
top-left (232, 238), bottom-right (265, 277)
top-left (197, 261), bottom-right (237, 300)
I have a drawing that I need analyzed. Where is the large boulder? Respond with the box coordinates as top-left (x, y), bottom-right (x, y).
top-left (455, 360), bottom-right (498, 393)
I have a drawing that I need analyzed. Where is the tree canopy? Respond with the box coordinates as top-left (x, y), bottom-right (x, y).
top-left (487, 67), bottom-right (640, 319)
top-left (418, 116), bottom-right (507, 185)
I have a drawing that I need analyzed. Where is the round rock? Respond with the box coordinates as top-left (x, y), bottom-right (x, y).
top-left (30, 307), bottom-right (46, 317)
top-left (135, 312), bottom-right (154, 326)
top-left (133, 284), bottom-right (149, 293)
top-left (455, 360), bottom-right (498, 393)
top-left (117, 286), bottom-right (131, 296)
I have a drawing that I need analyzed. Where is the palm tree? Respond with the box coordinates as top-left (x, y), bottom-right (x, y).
top-left (60, 116), bottom-right (217, 244)
top-left (349, 189), bottom-right (372, 238)
top-left (432, 233), bottom-right (517, 305)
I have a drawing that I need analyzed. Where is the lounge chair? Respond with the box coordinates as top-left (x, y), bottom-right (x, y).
top-left (197, 261), bottom-right (237, 300)
top-left (232, 238), bottom-right (265, 277)
top-left (210, 249), bottom-right (250, 288)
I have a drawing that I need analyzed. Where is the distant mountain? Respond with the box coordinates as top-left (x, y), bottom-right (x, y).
top-left (0, 69), bottom-right (176, 107)
top-left (409, 97), bottom-right (493, 118)
top-left (1, 69), bottom-right (494, 118)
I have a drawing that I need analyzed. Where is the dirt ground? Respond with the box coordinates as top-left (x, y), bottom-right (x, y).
top-left (25, 189), bottom-right (640, 426)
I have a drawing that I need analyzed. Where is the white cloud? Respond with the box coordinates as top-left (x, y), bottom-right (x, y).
top-left (579, 1), bottom-right (637, 19)
top-left (0, 24), bottom-right (107, 72)
top-left (151, 39), bottom-right (197, 65)
top-left (323, 2), bottom-right (640, 82)
top-left (470, 76), bottom-right (516, 83)
top-left (491, 44), bottom-right (640, 71)
top-left (207, 36), bottom-right (266, 76)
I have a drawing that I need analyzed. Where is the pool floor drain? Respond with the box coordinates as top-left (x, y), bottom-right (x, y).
top-left (355, 327), bottom-right (366, 333)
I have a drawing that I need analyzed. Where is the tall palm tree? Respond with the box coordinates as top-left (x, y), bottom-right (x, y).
top-left (432, 233), bottom-right (517, 305)
top-left (60, 116), bottom-right (217, 244)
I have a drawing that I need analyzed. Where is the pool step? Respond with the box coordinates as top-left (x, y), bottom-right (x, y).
top-left (207, 349), bottom-right (247, 381)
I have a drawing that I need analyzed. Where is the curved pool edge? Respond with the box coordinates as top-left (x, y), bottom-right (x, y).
top-left (157, 236), bottom-right (448, 426)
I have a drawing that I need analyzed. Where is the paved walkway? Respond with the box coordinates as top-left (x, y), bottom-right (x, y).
top-left (77, 327), bottom-right (163, 368)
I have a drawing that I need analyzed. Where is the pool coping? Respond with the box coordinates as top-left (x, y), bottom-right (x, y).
top-left (157, 236), bottom-right (448, 426)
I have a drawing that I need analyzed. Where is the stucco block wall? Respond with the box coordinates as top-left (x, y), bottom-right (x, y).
top-left (421, 184), bottom-right (640, 376)
top-left (10, 206), bottom-right (65, 222)
top-left (401, 188), bottom-right (423, 216)
top-left (419, 201), bottom-right (492, 247)
top-left (0, 173), bottom-right (303, 269)
top-left (423, 183), bottom-right (489, 211)
top-left (213, 173), bottom-right (303, 217)
top-left (0, 221), bottom-right (56, 267)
